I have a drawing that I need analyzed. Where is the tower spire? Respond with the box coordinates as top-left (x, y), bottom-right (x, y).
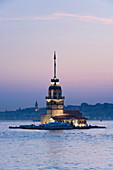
top-left (51, 51), bottom-right (59, 83)
top-left (54, 51), bottom-right (56, 79)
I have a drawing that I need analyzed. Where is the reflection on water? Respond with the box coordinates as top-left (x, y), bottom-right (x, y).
top-left (0, 121), bottom-right (113, 169)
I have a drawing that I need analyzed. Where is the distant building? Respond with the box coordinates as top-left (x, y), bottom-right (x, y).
top-left (41, 52), bottom-right (87, 127)
top-left (35, 101), bottom-right (39, 111)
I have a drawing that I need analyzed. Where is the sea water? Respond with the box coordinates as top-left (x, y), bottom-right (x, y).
top-left (0, 120), bottom-right (113, 170)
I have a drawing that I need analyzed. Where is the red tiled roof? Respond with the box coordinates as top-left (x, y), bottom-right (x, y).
top-left (52, 115), bottom-right (87, 120)
top-left (63, 110), bottom-right (81, 114)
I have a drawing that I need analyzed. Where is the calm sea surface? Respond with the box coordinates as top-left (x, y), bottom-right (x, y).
top-left (0, 120), bottom-right (113, 170)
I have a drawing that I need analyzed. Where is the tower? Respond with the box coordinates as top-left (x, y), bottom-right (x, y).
top-left (41, 52), bottom-right (87, 127)
top-left (41, 52), bottom-right (65, 124)
top-left (46, 51), bottom-right (65, 116)
top-left (35, 101), bottom-right (39, 111)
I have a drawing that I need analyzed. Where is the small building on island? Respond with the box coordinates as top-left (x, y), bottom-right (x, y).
top-left (41, 52), bottom-right (87, 127)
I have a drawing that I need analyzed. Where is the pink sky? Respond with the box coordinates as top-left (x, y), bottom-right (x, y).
top-left (0, 0), bottom-right (113, 110)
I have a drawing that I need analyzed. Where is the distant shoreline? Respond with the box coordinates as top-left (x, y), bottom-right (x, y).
top-left (0, 103), bottom-right (113, 120)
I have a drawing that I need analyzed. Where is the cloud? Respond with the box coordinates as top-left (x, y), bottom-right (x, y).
top-left (55, 13), bottom-right (113, 24)
top-left (0, 12), bottom-right (113, 24)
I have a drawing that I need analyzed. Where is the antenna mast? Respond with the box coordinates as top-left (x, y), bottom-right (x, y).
top-left (54, 51), bottom-right (56, 79)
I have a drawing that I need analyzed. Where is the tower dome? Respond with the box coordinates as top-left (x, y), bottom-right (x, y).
top-left (48, 85), bottom-right (62, 99)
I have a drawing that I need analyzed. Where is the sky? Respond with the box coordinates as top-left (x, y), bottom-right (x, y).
top-left (0, 0), bottom-right (113, 110)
